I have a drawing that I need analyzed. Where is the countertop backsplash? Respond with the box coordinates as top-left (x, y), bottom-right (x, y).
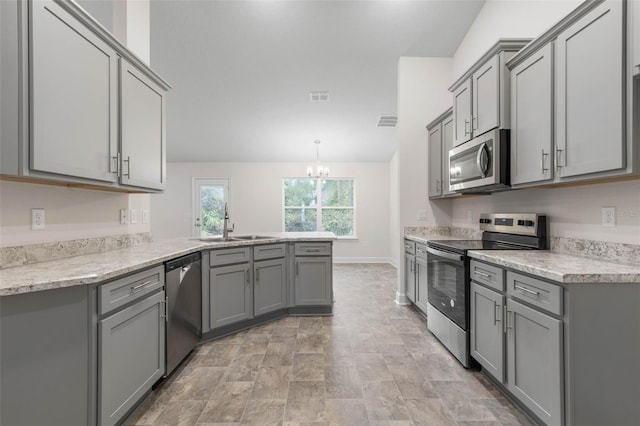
top-left (0, 232), bottom-right (153, 269)
top-left (551, 237), bottom-right (640, 265)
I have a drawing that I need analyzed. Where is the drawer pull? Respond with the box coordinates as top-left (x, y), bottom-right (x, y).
top-left (130, 280), bottom-right (156, 293)
top-left (304, 248), bottom-right (322, 253)
top-left (474, 270), bottom-right (491, 278)
top-left (494, 302), bottom-right (501, 325)
top-left (515, 284), bottom-right (539, 296)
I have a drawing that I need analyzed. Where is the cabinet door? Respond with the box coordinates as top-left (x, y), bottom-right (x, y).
top-left (511, 43), bottom-right (554, 185)
top-left (507, 299), bottom-right (563, 426)
top-left (404, 253), bottom-right (416, 303)
top-left (254, 258), bottom-right (287, 316)
top-left (428, 124), bottom-right (443, 198)
top-left (453, 79), bottom-right (472, 146)
top-left (99, 291), bottom-right (165, 426)
top-left (633, 0), bottom-right (640, 74)
top-left (294, 257), bottom-right (332, 306)
top-left (555, 0), bottom-right (624, 178)
top-left (473, 54), bottom-right (500, 136)
top-left (31, 0), bottom-right (118, 183)
top-left (441, 114), bottom-right (455, 195)
top-left (210, 264), bottom-right (252, 328)
top-left (414, 259), bottom-right (428, 313)
top-left (470, 282), bottom-right (505, 382)
top-left (120, 59), bottom-right (166, 190)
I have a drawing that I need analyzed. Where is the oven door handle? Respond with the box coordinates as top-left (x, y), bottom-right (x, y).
top-left (426, 247), bottom-right (464, 262)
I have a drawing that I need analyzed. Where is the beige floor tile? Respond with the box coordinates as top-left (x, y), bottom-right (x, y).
top-left (251, 366), bottom-right (291, 399)
top-left (197, 382), bottom-right (253, 423)
top-left (325, 399), bottom-right (369, 425)
top-left (240, 399), bottom-right (286, 425)
top-left (324, 365), bottom-right (362, 399)
top-left (362, 381), bottom-right (411, 422)
top-left (153, 400), bottom-right (208, 425)
top-left (292, 353), bottom-right (326, 381)
top-left (284, 381), bottom-right (326, 422)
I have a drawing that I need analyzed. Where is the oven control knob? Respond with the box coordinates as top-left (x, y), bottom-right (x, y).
top-left (517, 220), bottom-right (525, 226)
top-left (524, 220), bottom-right (535, 227)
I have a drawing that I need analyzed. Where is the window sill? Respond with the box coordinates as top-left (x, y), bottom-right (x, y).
top-left (336, 236), bottom-right (358, 241)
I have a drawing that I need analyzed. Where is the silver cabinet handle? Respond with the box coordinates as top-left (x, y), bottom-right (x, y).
top-left (131, 280), bottom-right (156, 293)
top-left (426, 247), bottom-right (464, 262)
top-left (556, 148), bottom-right (564, 169)
top-left (494, 302), bottom-right (501, 325)
top-left (541, 149), bottom-right (549, 173)
top-left (161, 298), bottom-right (168, 320)
top-left (295, 261), bottom-right (299, 276)
top-left (474, 270), bottom-right (491, 278)
top-left (123, 156), bottom-right (131, 178)
top-left (305, 248), bottom-right (321, 253)
top-left (256, 268), bottom-right (260, 282)
top-left (436, 179), bottom-right (441, 192)
top-left (506, 310), bottom-right (514, 330)
top-left (464, 119), bottom-right (470, 136)
top-left (472, 116), bottom-right (477, 131)
top-left (246, 269), bottom-right (250, 284)
top-left (515, 284), bottom-right (539, 296)
top-left (110, 153), bottom-right (119, 176)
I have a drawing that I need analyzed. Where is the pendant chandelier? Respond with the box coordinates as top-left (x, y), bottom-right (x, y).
top-left (306, 140), bottom-right (329, 178)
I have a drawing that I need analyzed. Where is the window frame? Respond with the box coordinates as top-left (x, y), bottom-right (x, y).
top-left (282, 177), bottom-right (357, 239)
top-left (192, 177), bottom-right (231, 238)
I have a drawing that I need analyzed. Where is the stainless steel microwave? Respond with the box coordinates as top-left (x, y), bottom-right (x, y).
top-left (448, 128), bottom-right (510, 192)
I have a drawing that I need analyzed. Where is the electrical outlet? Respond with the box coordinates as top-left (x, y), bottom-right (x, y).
top-left (142, 210), bottom-right (150, 224)
top-left (130, 209), bottom-right (138, 224)
top-left (120, 208), bottom-right (128, 225)
top-left (602, 206), bottom-right (616, 227)
top-left (417, 210), bottom-right (428, 221)
top-left (31, 208), bottom-right (45, 230)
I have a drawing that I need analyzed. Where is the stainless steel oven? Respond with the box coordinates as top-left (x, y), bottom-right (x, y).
top-left (426, 246), bottom-right (466, 329)
top-left (449, 128), bottom-right (510, 192)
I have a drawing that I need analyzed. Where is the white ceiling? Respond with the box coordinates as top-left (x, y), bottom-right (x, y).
top-left (148, 0), bottom-right (485, 163)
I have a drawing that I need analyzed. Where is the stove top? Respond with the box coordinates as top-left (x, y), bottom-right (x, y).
top-left (427, 239), bottom-right (536, 254)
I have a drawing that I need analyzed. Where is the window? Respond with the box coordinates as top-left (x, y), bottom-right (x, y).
top-left (283, 178), bottom-right (355, 238)
top-left (192, 178), bottom-right (229, 237)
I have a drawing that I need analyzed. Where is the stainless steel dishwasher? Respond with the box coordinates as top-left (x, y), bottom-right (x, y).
top-left (164, 252), bottom-right (202, 376)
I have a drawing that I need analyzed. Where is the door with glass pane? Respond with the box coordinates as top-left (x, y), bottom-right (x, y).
top-left (193, 178), bottom-right (229, 237)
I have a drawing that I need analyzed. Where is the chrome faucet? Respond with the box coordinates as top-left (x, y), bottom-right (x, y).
top-left (223, 203), bottom-right (234, 239)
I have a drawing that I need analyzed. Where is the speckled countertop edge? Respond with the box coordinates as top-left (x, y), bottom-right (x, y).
top-left (0, 233), bottom-right (336, 296)
top-left (469, 250), bottom-right (640, 284)
top-left (404, 233), bottom-right (466, 244)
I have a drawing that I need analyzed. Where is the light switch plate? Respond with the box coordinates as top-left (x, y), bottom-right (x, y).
top-left (130, 209), bottom-right (138, 224)
top-left (417, 210), bottom-right (428, 221)
top-left (31, 208), bottom-right (45, 230)
top-left (120, 208), bottom-right (127, 225)
top-left (602, 206), bottom-right (616, 227)
top-left (142, 210), bottom-right (150, 224)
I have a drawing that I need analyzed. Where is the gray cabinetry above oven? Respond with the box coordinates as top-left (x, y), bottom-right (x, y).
top-left (427, 108), bottom-right (457, 199)
top-left (507, 0), bottom-right (637, 188)
top-left (450, 39), bottom-right (531, 147)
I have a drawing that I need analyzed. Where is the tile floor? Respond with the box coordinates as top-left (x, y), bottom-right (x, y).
top-left (125, 263), bottom-right (534, 426)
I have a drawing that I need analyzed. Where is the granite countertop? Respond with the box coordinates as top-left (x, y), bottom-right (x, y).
top-left (0, 232), bottom-right (336, 296)
top-left (469, 250), bottom-right (640, 284)
top-left (404, 232), bottom-right (466, 244)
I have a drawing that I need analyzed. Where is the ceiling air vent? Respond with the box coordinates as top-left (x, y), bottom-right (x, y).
top-left (309, 91), bottom-right (330, 102)
top-left (377, 115), bottom-right (398, 127)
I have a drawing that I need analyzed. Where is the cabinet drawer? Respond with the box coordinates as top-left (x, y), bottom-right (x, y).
top-left (404, 240), bottom-right (416, 255)
top-left (294, 242), bottom-right (331, 256)
top-left (98, 265), bottom-right (164, 315)
top-left (254, 243), bottom-right (287, 261)
top-left (415, 243), bottom-right (427, 260)
top-left (507, 271), bottom-right (562, 316)
top-left (209, 247), bottom-right (251, 267)
top-left (470, 260), bottom-right (504, 292)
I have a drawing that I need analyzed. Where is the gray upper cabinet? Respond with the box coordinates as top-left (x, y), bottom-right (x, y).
top-left (472, 55), bottom-right (500, 136)
top-left (254, 258), bottom-right (287, 316)
top-left (441, 113), bottom-right (455, 196)
top-left (634, 0), bottom-right (640, 74)
top-left (452, 79), bottom-right (473, 146)
top-left (1, 0), bottom-right (170, 192)
top-left (450, 40), bottom-right (530, 147)
top-left (428, 124), bottom-right (443, 198)
top-left (507, 298), bottom-right (562, 426)
top-left (510, 43), bottom-right (554, 185)
top-left (209, 263), bottom-right (252, 328)
top-left (555, 0), bottom-right (624, 178)
top-left (120, 59), bottom-right (166, 191)
top-left (470, 282), bottom-right (505, 382)
top-left (30, 0), bottom-right (118, 183)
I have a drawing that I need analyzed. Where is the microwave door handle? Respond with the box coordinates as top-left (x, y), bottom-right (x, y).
top-left (426, 247), bottom-right (464, 262)
top-left (476, 143), bottom-right (489, 177)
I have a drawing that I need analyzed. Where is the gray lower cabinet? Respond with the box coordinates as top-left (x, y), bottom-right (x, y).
top-left (506, 298), bottom-right (562, 426)
top-left (414, 254), bottom-right (428, 313)
top-left (30, 0), bottom-right (119, 183)
top-left (294, 257), bottom-right (332, 305)
top-left (98, 290), bottom-right (166, 426)
top-left (555, 0), bottom-right (625, 178)
top-left (254, 257), bottom-right (287, 315)
top-left (210, 263), bottom-right (252, 328)
top-left (470, 282), bottom-right (505, 382)
top-left (404, 252), bottom-right (416, 303)
top-left (510, 43), bottom-right (554, 185)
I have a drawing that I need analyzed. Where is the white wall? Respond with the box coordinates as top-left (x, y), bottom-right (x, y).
top-left (150, 162), bottom-right (391, 262)
top-left (389, 152), bottom-right (400, 268)
top-left (452, 0), bottom-right (582, 80)
top-left (0, 180), bottom-right (150, 247)
top-left (451, 181), bottom-right (640, 245)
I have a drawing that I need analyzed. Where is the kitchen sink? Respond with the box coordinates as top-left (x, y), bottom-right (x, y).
top-left (198, 237), bottom-right (236, 242)
top-left (232, 235), bottom-right (277, 240)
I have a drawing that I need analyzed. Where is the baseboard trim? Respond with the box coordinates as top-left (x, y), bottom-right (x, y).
top-left (333, 257), bottom-right (393, 264)
top-left (395, 291), bottom-right (410, 305)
